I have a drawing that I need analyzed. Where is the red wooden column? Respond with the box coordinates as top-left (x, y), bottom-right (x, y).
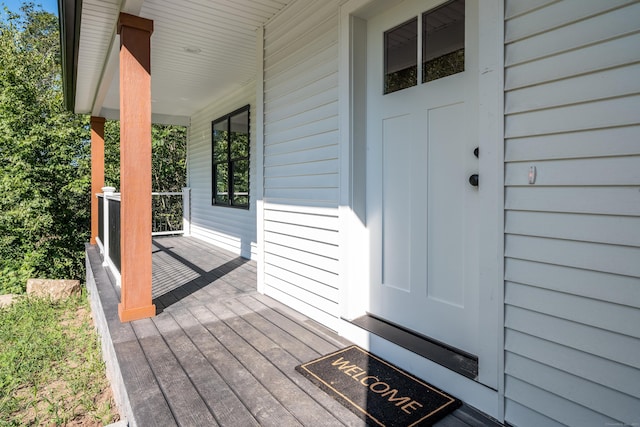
top-left (117, 13), bottom-right (155, 322)
top-left (90, 116), bottom-right (105, 245)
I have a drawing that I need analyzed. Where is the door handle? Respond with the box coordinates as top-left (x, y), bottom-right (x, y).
top-left (469, 174), bottom-right (479, 187)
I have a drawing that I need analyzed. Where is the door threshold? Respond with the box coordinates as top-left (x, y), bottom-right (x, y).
top-left (350, 314), bottom-right (478, 380)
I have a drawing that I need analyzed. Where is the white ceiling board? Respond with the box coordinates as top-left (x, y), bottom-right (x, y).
top-left (74, 0), bottom-right (291, 123)
top-left (74, 0), bottom-right (121, 114)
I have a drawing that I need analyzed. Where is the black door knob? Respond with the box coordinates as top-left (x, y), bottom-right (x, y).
top-left (469, 174), bottom-right (479, 187)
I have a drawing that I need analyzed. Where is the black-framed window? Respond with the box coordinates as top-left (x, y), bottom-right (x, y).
top-left (212, 105), bottom-right (250, 208)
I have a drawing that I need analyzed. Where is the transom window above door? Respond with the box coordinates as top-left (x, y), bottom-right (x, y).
top-left (384, 0), bottom-right (465, 94)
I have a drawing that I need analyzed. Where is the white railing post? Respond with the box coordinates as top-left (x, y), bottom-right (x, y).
top-left (95, 194), bottom-right (104, 253)
top-left (182, 187), bottom-right (191, 236)
top-left (101, 186), bottom-right (116, 267)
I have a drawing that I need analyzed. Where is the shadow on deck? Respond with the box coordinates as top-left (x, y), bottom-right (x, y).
top-left (85, 236), bottom-right (501, 427)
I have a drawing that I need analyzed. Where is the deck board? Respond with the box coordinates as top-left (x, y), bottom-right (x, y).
top-left (86, 236), bottom-right (502, 427)
top-left (220, 298), bottom-right (366, 425)
top-left (132, 318), bottom-right (219, 426)
top-left (203, 300), bottom-right (346, 426)
top-left (242, 294), bottom-right (351, 355)
top-left (152, 312), bottom-right (261, 427)
top-left (232, 296), bottom-right (329, 362)
top-left (181, 305), bottom-right (304, 426)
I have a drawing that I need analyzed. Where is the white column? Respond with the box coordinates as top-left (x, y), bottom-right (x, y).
top-left (182, 187), bottom-right (191, 236)
top-left (101, 186), bottom-right (116, 266)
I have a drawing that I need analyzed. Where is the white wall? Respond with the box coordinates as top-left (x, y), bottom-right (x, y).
top-left (262, 0), bottom-right (342, 330)
top-left (503, 1), bottom-right (640, 425)
top-left (187, 84), bottom-right (257, 259)
top-left (187, 1), bottom-right (640, 424)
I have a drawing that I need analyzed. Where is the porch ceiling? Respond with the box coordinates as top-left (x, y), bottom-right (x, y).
top-left (66, 0), bottom-right (291, 125)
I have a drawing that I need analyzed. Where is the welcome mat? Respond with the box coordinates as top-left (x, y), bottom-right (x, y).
top-left (296, 345), bottom-right (460, 426)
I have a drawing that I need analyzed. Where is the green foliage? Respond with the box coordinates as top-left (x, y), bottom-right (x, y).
top-left (0, 294), bottom-right (117, 425)
top-left (385, 66), bottom-right (417, 94)
top-left (384, 50), bottom-right (465, 93)
top-left (0, 3), bottom-right (90, 292)
top-left (105, 121), bottom-right (187, 232)
top-left (0, 3), bottom-right (187, 294)
top-left (103, 119), bottom-right (121, 188)
top-left (151, 124), bottom-right (187, 192)
top-left (103, 120), bottom-right (187, 191)
top-left (423, 48), bottom-right (465, 82)
top-left (0, 266), bottom-right (32, 295)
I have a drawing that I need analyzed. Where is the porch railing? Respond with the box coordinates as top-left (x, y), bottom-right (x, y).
top-left (95, 187), bottom-right (191, 286)
top-left (152, 192), bottom-right (185, 236)
top-left (108, 196), bottom-right (121, 272)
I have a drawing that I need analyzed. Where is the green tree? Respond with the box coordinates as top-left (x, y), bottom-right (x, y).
top-left (0, 3), bottom-right (90, 293)
top-left (151, 124), bottom-right (187, 192)
top-left (103, 121), bottom-right (187, 192)
top-left (104, 121), bottom-right (187, 232)
top-left (0, 3), bottom-right (187, 293)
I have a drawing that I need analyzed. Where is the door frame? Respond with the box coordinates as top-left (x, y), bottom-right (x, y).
top-left (337, 0), bottom-right (505, 417)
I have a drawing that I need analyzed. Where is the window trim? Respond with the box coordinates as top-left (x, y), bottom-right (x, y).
top-left (211, 104), bottom-right (250, 209)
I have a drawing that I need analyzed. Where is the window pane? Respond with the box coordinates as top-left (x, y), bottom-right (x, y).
top-left (212, 106), bottom-right (250, 209)
top-left (213, 120), bottom-right (228, 163)
top-left (214, 163), bottom-right (229, 204)
top-left (422, 0), bottom-right (465, 83)
top-left (230, 110), bottom-right (249, 160)
top-left (232, 160), bottom-right (249, 207)
top-left (384, 17), bottom-right (418, 94)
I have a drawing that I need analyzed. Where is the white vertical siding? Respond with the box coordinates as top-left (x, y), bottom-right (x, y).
top-left (504, 1), bottom-right (640, 425)
top-left (187, 84), bottom-right (257, 259)
top-left (262, 0), bottom-right (341, 329)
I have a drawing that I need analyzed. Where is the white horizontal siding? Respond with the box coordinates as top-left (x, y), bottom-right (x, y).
top-left (505, 329), bottom-right (640, 398)
top-left (506, 31), bottom-right (640, 94)
top-left (504, 0), bottom-right (636, 44)
top-left (505, 377), bottom-right (620, 427)
top-left (504, 1), bottom-right (640, 426)
top-left (505, 211), bottom-right (640, 247)
top-left (262, 0), bottom-right (341, 328)
top-left (505, 125), bottom-right (640, 161)
top-left (505, 259), bottom-right (640, 308)
top-left (187, 84), bottom-right (257, 259)
top-left (504, 0), bottom-right (557, 20)
top-left (507, 352), bottom-right (639, 421)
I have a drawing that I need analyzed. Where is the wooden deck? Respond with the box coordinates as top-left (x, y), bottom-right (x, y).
top-left (86, 236), bottom-right (501, 427)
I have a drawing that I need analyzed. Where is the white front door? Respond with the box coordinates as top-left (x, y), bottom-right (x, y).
top-left (366, 0), bottom-right (480, 355)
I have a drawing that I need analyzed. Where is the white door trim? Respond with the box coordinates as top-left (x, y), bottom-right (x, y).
top-left (475, 0), bottom-right (506, 399)
top-left (338, 0), bottom-right (505, 419)
top-left (256, 25), bottom-right (266, 294)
